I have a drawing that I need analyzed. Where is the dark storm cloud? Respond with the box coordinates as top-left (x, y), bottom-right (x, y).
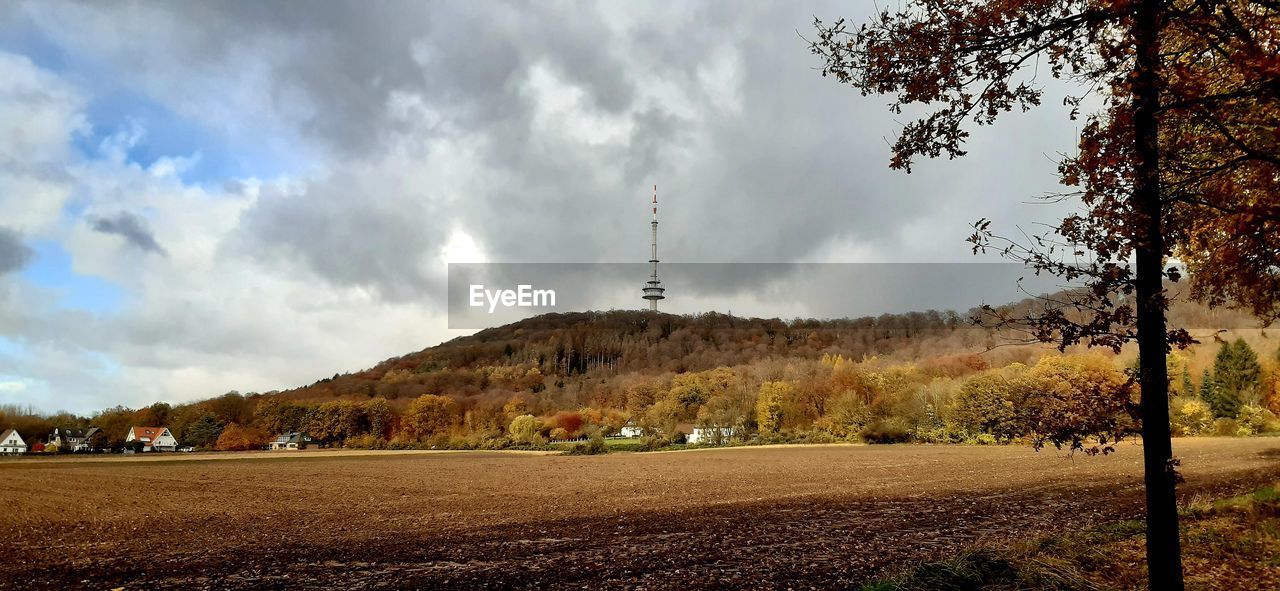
top-left (238, 174), bottom-right (446, 300)
top-left (0, 226), bottom-right (33, 274)
top-left (89, 211), bottom-right (167, 255)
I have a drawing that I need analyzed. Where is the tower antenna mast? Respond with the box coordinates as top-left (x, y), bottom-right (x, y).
top-left (642, 184), bottom-right (666, 311)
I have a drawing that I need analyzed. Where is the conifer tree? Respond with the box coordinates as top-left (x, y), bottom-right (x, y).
top-left (1180, 367), bottom-right (1194, 401)
top-left (1210, 338), bottom-right (1261, 417)
top-left (1198, 368), bottom-right (1216, 407)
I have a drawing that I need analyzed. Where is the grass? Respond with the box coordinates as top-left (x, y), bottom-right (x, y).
top-left (862, 482), bottom-right (1280, 591)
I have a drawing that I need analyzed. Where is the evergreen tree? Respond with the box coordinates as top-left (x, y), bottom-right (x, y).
top-left (1198, 368), bottom-right (1218, 411)
top-left (1211, 338), bottom-right (1261, 417)
top-left (1180, 367), bottom-right (1194, 401)
top-left (182, 413), bottom-right (224, 449)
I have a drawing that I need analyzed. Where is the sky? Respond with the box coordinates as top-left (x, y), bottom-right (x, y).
top-left (0, 1), bottom-right (1087, 415)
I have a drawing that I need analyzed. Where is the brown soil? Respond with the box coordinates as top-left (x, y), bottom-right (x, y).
top-left (5, 438), bottom-right (1279, 590)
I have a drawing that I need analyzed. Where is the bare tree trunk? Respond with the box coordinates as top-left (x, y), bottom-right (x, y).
top-left (1132, 0), bottom-right (1184, 589)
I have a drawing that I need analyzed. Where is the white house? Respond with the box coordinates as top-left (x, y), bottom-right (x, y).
top-left (688, 426), bottom-right (736, 445)
top-left (618, 422), bottom-right (643, 438)
top-left (0, 429), bottom-right (25, 455)
top-left (126, 426), bottom-right (178, 452)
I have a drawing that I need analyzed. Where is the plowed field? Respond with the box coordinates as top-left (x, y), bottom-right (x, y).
top-left (4, 438), bottom-right (1278, 590)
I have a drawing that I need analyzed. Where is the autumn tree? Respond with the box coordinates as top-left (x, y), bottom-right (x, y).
top-left (812, 2), bottom-right (1280, 588)
top-left (949, 372), bottom-right (1022, 441)
top-left (642, 398), bottom-right (683, 437)
top-left (253, 398), bottom-right (309, 434)
top-left (756, 381), bottom-right (790, 435)
top-left (90, 405), bottom-right (135, 449)
top-left (668, 367), bottom-right (737, 416)
top-left (508, 414), bottom-right (543, 444)
top-left (696, 384), bottom-right (754, 433)
top-left (215, 423), bottom-right (271, 451)
top-left (1019, 355), bottom-right (1136, 448)
top-left (547, 411), bottom-right (585, 437)
top-left (364, 398), bottom-right (394, 438)
top-left (206, 391), bottom-right (253, 426)
top-left (400, 394), bottom-right (460, 441)
top-left (134, 402), bottom-right (171, 428)
top-left (502, 396), bottom-right (530, 423)
top-left (305, 400), bottom-right (367, 444)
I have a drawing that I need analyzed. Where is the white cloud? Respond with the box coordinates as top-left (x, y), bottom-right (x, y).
top-left (0, 1), bottom-right (1093, 415)
top-left (0, 50), bottom-right (459, 413)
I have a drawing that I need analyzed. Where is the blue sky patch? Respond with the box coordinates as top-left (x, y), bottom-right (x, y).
top-left (20, 240), bottom-right (125, 314)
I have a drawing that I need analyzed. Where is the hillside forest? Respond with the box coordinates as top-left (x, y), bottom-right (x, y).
top-left (8, 297), bottom-right (1280, 452)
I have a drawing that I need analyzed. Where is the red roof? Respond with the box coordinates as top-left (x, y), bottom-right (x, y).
top-left (130, 426), bottom-right (169, 442)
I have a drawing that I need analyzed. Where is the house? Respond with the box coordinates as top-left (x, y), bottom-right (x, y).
top-left (618, 421), bottom-right (643, 438)
top-left (269, 432), bottom-right (314, 450)
top-left (661, 422), bottom-right (695, 444)
top-left (48, 427), bottom-right (90, 451)
top-left (82, 427), bottom-right (106, 452)
top-left (126, 426), bottom-right (178, 452)
top-left (0, 429), bottom-right (25, 455)
top-left (688, 426), bottom-right (736, 445)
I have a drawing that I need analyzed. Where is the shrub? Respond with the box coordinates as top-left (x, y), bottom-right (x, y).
top-left (446, 436), bottom-right (476, 450)
top-left (637, 436), bottom-right (672, 451)
top-left (911, 426), bottom-right (964, 444)
top-left (969, 433), bottom-right (998, 445)
top-left (861, 418), bottom-right (912, 444)
top-left (427, 433), bottom-right (452, 449)
top-left (345, 434), bottom-right (387, 449)
top-left (476, 435), bottom-right (514, 450)
top-left (1171, 397), bottom-right (1214, 436)
top-left (566, 433), bottom-right (606, 455)
top-left (1237, 405), bottom-right (1279, 435)
top-left (1214, 418), bottom-right (1242, 437)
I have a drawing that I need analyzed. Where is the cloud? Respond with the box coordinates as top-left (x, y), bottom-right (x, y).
top-left (88, 211), bottom-right (167, 255)
top-left (0, 227), bottom-right (33, 274)
top-left (0, 2), bottom-right (1091, 414)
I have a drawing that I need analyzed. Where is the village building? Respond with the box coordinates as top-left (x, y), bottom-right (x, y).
top-left (269, 432), bottom-right (315, 450)
top-left (48, 427), bottom-right (105, 452)
top-left (0, 429), bottom-right (25, 455)
top-left (81, 427), bottom-right (106, 451)
top-left (618, 421), bottom-right (644, 438)
top-left (126, 426), bottom-right (178, 452)
top-left (688, 426), bottom-right (736, 445)
top-left (48, 427), bottom-right (91, 451)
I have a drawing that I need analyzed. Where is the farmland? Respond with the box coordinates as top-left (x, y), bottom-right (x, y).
top-left (5, 438), bottom-right (1280, 590)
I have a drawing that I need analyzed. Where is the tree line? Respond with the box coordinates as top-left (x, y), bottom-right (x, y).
top-left (9, 327), bottom-right (1278, 453)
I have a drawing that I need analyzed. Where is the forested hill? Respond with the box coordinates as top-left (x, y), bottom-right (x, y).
top-left (274, 308), bottom-right (986, 406)
top-left (11, 290), bottom-right (1273, 452)
top-left (271, 290), bottom-right (1263, 409)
